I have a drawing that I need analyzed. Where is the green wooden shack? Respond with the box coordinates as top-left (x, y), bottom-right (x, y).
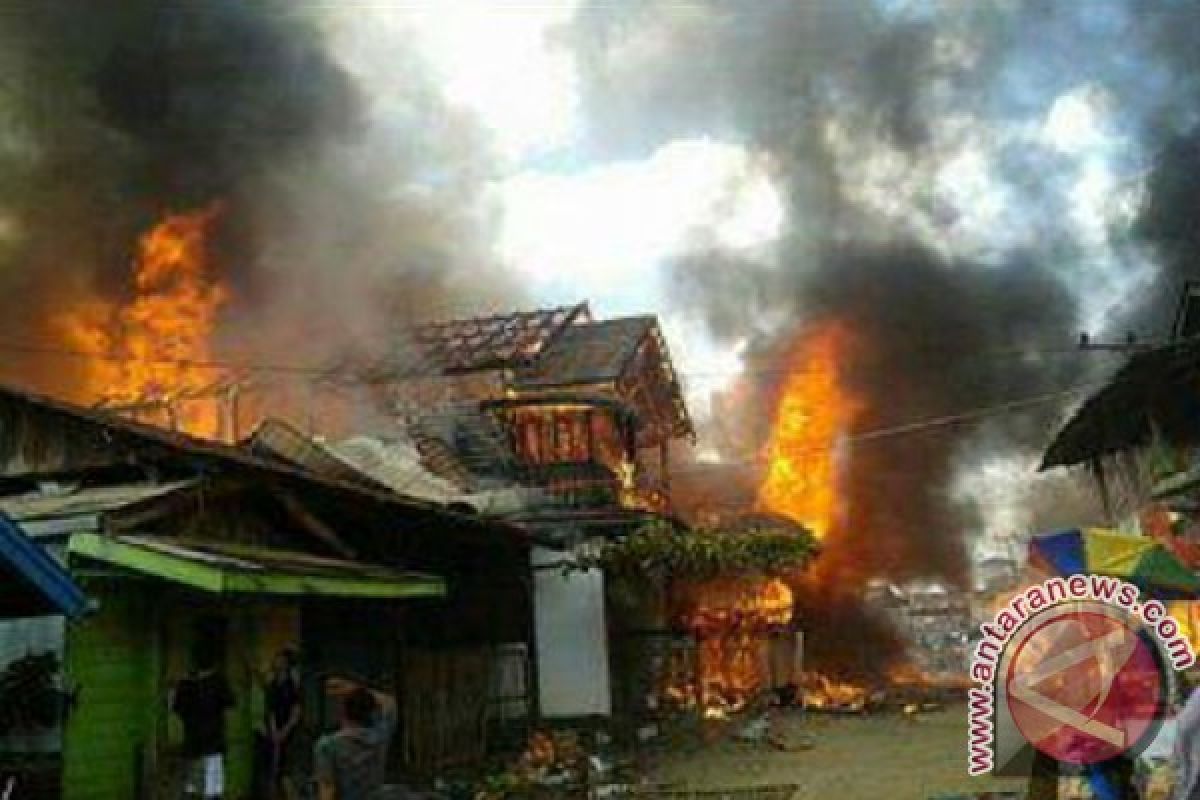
top-left (0, 387), bottom-right (536, 800)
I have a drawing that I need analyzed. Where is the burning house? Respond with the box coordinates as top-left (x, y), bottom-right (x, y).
top-left (674, 320), bottom-right (976, 711)
top-left (351, 302), bottom-right (701, 724)
top-left (0, 387), bottom-right (537, 798)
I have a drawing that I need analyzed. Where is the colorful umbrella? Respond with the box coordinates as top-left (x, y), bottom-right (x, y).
top-left (1028, 528), bottom-right (1200, 600)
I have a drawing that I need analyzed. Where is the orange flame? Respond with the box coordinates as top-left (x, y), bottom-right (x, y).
top-left (756, 322), bottom-right (862, 538)
top-left (800, 671), bottom-right (870, 711)
top-left (668, 577), bottom-right (795, 713)
top-left (55, 206), bottom-right (230, 438)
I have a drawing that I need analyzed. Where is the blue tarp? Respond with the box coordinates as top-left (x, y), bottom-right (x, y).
top-left (0, 512), bottom-right (87, 619)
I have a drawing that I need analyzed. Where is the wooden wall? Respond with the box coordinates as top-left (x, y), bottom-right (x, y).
top-left (61, 581), bottom-right (155, 800)
top-left (61, 579), bottom-right (301, 800)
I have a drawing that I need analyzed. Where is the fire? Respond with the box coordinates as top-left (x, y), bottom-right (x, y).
top-left (55, 206), bottom-right (230, 438)
top-left (756, 322), bottom-right (861, 538)
top-left (886, 661), bottom-right (932, 687)
top-left (799, 671), bottom-right (869, 711)
top-left (672, 577), bottom-right (795, 714)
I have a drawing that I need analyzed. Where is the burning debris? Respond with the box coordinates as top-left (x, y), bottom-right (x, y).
top-left (750, 321), bottom-right (908, 685)
top-left (678, 576), bottom-right (794, 714)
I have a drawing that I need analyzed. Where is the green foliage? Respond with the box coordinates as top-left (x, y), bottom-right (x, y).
top-left (577, 520), bottom-right (819, 584)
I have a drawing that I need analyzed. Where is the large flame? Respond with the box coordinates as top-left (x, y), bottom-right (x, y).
top-left (673, 577), bottom-right (795, 711)
top-left (756, 322), bottom-right (861, 538)
top-left (754, 323), bottom-right (886, 704)
top-left (55, 206), bottom-right (230, 438)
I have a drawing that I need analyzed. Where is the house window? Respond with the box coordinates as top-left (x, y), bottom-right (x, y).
top-left (591, 412), bottom-right (624, 470)
top-left (555, 415), bottom-right (573, 461)
top-left (514, 410), bottom-right (596, 464)
top-left (520, 419), bottom-right (541, 463)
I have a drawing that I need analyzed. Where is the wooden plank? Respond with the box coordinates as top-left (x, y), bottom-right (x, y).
top-left (275, 490), bottom-right (358, 559)
top-left (68, 533), bottom-right (446, 599)
top-left (62, 585), bottom-right (152, 800)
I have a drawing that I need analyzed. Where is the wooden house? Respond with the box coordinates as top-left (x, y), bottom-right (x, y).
top-left (375, 302), bottom-right (693, 537)
top-left (0, 386), bottom-right (536, 798)
top-left (357, 303), bottom-right (695, 724)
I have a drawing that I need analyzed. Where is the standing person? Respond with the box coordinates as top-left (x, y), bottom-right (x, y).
top-left (172, 647), bottom-right (235, 800)
top-left (264, 649), bottom-right (303, 799)
top-left (313, 677), bottom-right (397, 800)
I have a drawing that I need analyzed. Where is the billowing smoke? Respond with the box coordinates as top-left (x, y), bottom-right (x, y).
top-left (1134, 128), bottom-right (1200, 334)
top-left (0, 1), bottom-right (519, 417)
top-left (564, 0), bottom-right (1200, 604)
top-left (4, 3), bottom-right (1196, 577)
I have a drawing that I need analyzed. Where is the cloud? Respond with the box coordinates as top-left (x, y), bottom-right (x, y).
top-left (496, 137), bottom-right (782, 296)
top-left (341, 1), bottom-right (582, 161)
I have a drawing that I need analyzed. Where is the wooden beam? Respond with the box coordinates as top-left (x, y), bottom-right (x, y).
top-left (67, 533), bottom-right (443, 599)
top-left (105, 479), bottom-right (250, 535)
top-left (275, 490), bottom-right (358, 560)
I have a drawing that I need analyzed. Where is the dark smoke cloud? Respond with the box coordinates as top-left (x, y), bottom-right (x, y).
top-left (563, 0), bottom-right (1200, 594)
top-left (1133, 127), bottom-right (1200, 337)
top-left (798, 244), bottom-right (1081, 585)
top-left (0, 1), bottom-right (519, 410)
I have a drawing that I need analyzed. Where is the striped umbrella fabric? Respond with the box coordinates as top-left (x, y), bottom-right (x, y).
top-left (1028, 528), bottom-right (1200, 600)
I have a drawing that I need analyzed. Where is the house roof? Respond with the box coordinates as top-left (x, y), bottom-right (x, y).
top-left (393, 305), bottom-right (693, 438)
top-left (394, 303), bottom-right (590, 377)
top-left (69, 533), bottom-right (445, 599)
top-left (0, 481), bottom-right (195, 525)
top-left (514, 316), bottom-right (656, 388)
top-left (0, 513), bottom-right (88, 619)
top-left (1041, 339), bottom-right (1200, 469)
top-left (244, 418), bottom-right (393, 493)
top-left (0, 384), bottom-right (534, 547)
top-left (330, 436), bottom-right (463, 503)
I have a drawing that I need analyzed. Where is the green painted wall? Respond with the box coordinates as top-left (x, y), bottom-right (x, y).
top-left (63, 580), bottom-right (302, 800)
top-left (62, 581), bottom-right (155, 800)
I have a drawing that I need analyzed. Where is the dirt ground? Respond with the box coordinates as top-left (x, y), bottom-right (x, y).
top-left (642, 704), bottom-right (1027, 800)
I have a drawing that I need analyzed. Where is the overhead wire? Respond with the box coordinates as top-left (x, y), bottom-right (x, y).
top-left (0, 334), bottom-right (1129, 383)
top-left (0, 333), bottom-right (1121, 479)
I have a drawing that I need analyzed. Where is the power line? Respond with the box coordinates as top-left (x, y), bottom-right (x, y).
top-left (666, 381), bottom-right (1101, 475)
top-left (0, 335), bottom-right (1126, 383)
top-left (0, 334), bottom-right (1113, 440)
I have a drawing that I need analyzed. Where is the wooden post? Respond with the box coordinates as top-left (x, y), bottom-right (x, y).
top-left (1092, 458), bottom-right (1115, 527)
top-left (225, 383), bottom-right (240, 443)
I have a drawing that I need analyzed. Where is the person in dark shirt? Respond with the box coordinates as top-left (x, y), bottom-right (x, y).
top-left (314, 677), bottom-right (397, 800)
top-left (172, 650), bottom-right (235, 800)
top-left (263, 649), bottom-right (303, 799)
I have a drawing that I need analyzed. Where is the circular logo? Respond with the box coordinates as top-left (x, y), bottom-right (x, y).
top-left (1003, 602), bottom-right (1168, 765)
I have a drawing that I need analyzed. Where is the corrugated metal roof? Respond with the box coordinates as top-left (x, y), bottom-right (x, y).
top-left (0, 481), bottom-right (195, 522)
top-left (245, 419), bottom-right (393, 493)
top-left (330, 436), bottom-right (462, 503)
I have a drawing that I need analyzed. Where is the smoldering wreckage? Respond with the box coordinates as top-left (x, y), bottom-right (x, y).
top-left (6, 2), bottom-right (1200, 800)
